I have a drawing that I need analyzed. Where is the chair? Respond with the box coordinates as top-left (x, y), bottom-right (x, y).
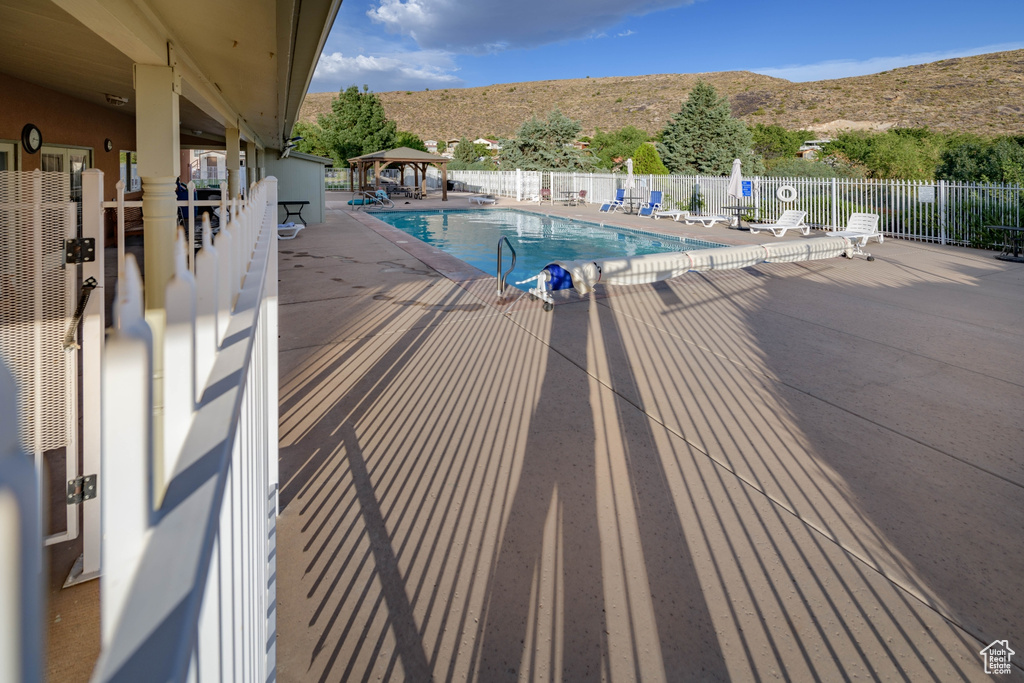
top-left (540, 188), bottom-right (551, 203)
top-left (748, 209), bottom-right (809, 237)
top-left (829, 213), bottom-right (883, 246)
top-left (278, 222), bottom-right (304, 240)
top-left (638, 191), bottom-right (663, 218)
top-left (599, 188), bottom-right (625, 212)
top-left (569, 189), bottom-right (587, 206)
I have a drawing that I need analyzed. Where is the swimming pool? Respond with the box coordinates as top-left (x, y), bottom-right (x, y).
top-left (369, 209), bottom-right (724, 291)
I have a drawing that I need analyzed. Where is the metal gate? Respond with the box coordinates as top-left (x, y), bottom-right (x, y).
top-left (0, 169), bottom-right (81, 546)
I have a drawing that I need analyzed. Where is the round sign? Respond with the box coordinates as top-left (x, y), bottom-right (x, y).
top-left (777, 185), bottom-right (797, 203)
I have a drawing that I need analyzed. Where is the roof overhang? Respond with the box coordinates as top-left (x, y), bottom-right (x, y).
top-left (0, 0), bottom-right (342, 149)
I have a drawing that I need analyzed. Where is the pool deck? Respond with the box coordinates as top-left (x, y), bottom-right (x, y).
top-left (275, 191), bottom-right (1024, 681)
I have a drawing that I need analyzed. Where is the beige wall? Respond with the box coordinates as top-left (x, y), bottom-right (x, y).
top-left (0, 72), bottom-right (137, 200)
top-left (264, 153), bottom-right (328, 224)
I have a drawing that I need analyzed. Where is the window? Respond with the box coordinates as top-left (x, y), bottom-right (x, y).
top-left (119, 151), bottom-right (140, 192)
top-left (0, 141), bottom-right (15, 171)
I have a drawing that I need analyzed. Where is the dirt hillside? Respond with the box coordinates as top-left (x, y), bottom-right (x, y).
top-left (298, 49), bottom-right (1024, 139)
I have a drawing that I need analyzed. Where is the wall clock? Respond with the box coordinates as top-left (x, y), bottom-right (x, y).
top-left (21, 123), bottom-right (42, 154)
top-left (104, 138), bottom-right (113, 152)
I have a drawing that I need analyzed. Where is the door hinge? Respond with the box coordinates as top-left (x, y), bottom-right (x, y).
top-left (67, 474), bottom-right (97, 505)
top-left (65, 238), bottom-right (96, 264)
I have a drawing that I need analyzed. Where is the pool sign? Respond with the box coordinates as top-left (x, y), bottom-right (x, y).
top-left (742, 181), bottom-right (752, 197)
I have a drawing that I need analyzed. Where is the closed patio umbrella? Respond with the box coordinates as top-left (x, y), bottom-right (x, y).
top-left (727, 158), bottom-right (743, 200)
top-left (624, 158), bottom-right (635, 191)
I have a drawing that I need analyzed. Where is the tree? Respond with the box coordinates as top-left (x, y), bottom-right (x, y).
top-left (658, 81), bottom-right (763, 175)
top-left (316, 85), bottom-right (397, 165)
top-left (937, 136), bottom-right (1024, 185)
top-left (764, 157), bottom-right (866, 178)
top-left (292, 120), bottom-right (331, 158)
top-left (396, 130), bottom-right (428, 153)
top-left (750, 124), bottom-right (815, 161)
top-left (632, 143), bottom-right (669, 174)
top-left (589, 126), bottom-right (650, 169)
top-left (454, 136), bottom-right (477, 164)
top-left (497, 110), bottom-right (594, 171)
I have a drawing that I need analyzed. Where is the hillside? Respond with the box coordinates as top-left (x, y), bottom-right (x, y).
top-left (298, 49), bottom-right (1024, 140)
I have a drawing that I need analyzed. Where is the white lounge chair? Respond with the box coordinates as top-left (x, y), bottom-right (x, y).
top-left (653, 210), bottom-right (731, 227)
top-left (829, 212), bottom-right (883, 246)
top-left (749, 209), bottom-right (809, 237)
top-left (278, 222), bottom-right (304, 240)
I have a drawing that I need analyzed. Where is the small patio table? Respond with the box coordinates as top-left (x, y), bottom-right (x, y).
top-left (560, 191), bottom-right (579, 206)
top-left (623, 194), bottom-right (641, 214)
top-left (722, 204), bottom-right (754, 230)
top-left (278, 200), bottom-right (309, 225)
top-left (986, 225), bottom-right (1024, 262)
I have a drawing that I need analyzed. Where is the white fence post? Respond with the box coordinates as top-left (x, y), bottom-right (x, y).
top-left (194, 215), bottom-right (219, 399)
top-left (830, 177), bottom-right (839, 228)
top-left (101, 255), bottom-right (153, 646)
top-left (0, 362), bottom-right (44, 683)
top-left (163, 231), bottom-right (197, 485)
top-left (69, 168), bottom-right (105, 585)
top-left (938, 179), bottom-right (947, 246)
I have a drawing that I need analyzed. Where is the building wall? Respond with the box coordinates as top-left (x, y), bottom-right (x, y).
top-left (0, 72), bottom-right (137, 200)
top-left (264, 153), bottom-right (328, 224)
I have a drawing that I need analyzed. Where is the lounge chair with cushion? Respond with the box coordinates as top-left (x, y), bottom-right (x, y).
top-left (829, 212), bottom-right (883, 246)
top-left (748, 209), bottom-right (809, 237)
top-left (599, 188), bottom-right (625, 213)
top-left (638, 190), bottom-right (663, 218)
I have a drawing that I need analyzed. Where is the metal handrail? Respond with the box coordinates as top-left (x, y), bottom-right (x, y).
top-left (497, 236), bottom-right (516, 295)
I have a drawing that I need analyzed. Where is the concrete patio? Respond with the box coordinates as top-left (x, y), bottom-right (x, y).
top-left (275, 194), bottom-right (1024, 681)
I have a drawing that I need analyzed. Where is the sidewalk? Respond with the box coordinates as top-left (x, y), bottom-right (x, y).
top-left (276, 198), bottom-right (1024, 680)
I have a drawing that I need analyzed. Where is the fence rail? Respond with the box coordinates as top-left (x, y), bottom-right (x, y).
top-left (424, 169), bottom-right (1022, 249)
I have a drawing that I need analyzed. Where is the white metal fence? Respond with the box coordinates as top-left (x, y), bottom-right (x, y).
top-left (428, 169), bottom-right (1023, 249)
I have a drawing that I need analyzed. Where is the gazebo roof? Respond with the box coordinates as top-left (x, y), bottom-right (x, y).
top-left (348, 147), bottom-right (448, 164)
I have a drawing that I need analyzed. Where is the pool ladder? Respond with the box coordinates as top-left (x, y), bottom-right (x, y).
top-left (497, 236), bottom-right (516, 295)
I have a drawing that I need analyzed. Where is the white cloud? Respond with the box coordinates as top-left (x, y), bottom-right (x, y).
top-left (752, 42), bottom-right (1024, 82)
top-left (618, 30), bottom-right (635, 37)
top-left (310, 50), bottom-right (463, 93)
top-left (366, 0), bottom-right (692, 53)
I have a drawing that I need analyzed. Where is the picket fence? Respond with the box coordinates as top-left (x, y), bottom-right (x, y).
top-left (90, 174), bottom-right (280, 681)
top-left (427, 169), bottom-right (1022, 249)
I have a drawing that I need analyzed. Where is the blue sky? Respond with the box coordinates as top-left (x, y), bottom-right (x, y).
top-left (309, 0), bottom-right (1024, 94)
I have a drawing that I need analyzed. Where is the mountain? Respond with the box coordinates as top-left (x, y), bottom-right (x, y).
top-left (298, 49), bottom-right (1024, 140)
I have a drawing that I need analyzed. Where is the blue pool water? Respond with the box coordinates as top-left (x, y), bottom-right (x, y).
top-left (370, 209), bottom-right (723, 291)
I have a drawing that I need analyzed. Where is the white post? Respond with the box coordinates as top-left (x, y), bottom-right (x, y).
top-left (69, 168), bottom-right (105, 584)
top-left (163, 231), bottom-right (196, 488)
top-left (101, 255), bottom-right (153, 646)
top-left (226, 128), bottom-right (241, 200)
top-left (938, 179), bottom-right (947, 245)
top-left (830, 177), bottom-right (839, 228)
top-left (194, 215), bottom-right (219, 399)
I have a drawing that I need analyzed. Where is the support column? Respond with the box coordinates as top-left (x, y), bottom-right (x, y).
top-left (135, 64), bottom-right (180, 312)
top-left (226, 128), bottom-right (241, 199)
top-left (135, 63), bottom-right (180, 499)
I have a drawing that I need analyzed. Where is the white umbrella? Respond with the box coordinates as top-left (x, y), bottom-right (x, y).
top-left (624, 158), bottom-right (635, 191)
top-left (727, 158), bottom-right (743, 199)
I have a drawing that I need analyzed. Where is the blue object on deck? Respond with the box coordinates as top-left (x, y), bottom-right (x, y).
top-left (544, 264), bottom-right (574, 291)
top-left (347, 198), bottom-right (368, 205)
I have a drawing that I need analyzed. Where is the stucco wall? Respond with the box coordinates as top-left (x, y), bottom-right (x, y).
top-left (264, 153), bottom-right (329, 225)
top-left (0, 72), bottom-right (137, 200)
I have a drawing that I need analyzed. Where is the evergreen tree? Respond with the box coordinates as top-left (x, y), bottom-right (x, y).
top-left (454, 136), bottom-right (477, 164)
top-left (317, 85), bottom-right (397, 165)
top-left (632, 142), bottom-right (669, 175)
top-left (292, 121), bottom-right (331, 158)
top-left (658, 81), bottom-right (762, 175)
top-left (497, 110), bottom-right (593, 171)
top-left (937, 136), bottom-right (1024, 185)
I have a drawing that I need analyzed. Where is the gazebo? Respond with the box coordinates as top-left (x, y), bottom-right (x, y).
top-left (348, 146), bottom-right (450, 201)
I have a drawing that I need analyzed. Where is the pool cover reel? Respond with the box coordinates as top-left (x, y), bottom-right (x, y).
top-left (522, 236), bottom-right (866, 306)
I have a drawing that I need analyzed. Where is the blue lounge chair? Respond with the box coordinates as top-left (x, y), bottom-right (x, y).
top-left (638, 190), bottom-right (663, 218)
top-left (599, 188), bottom-right (625, 213)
